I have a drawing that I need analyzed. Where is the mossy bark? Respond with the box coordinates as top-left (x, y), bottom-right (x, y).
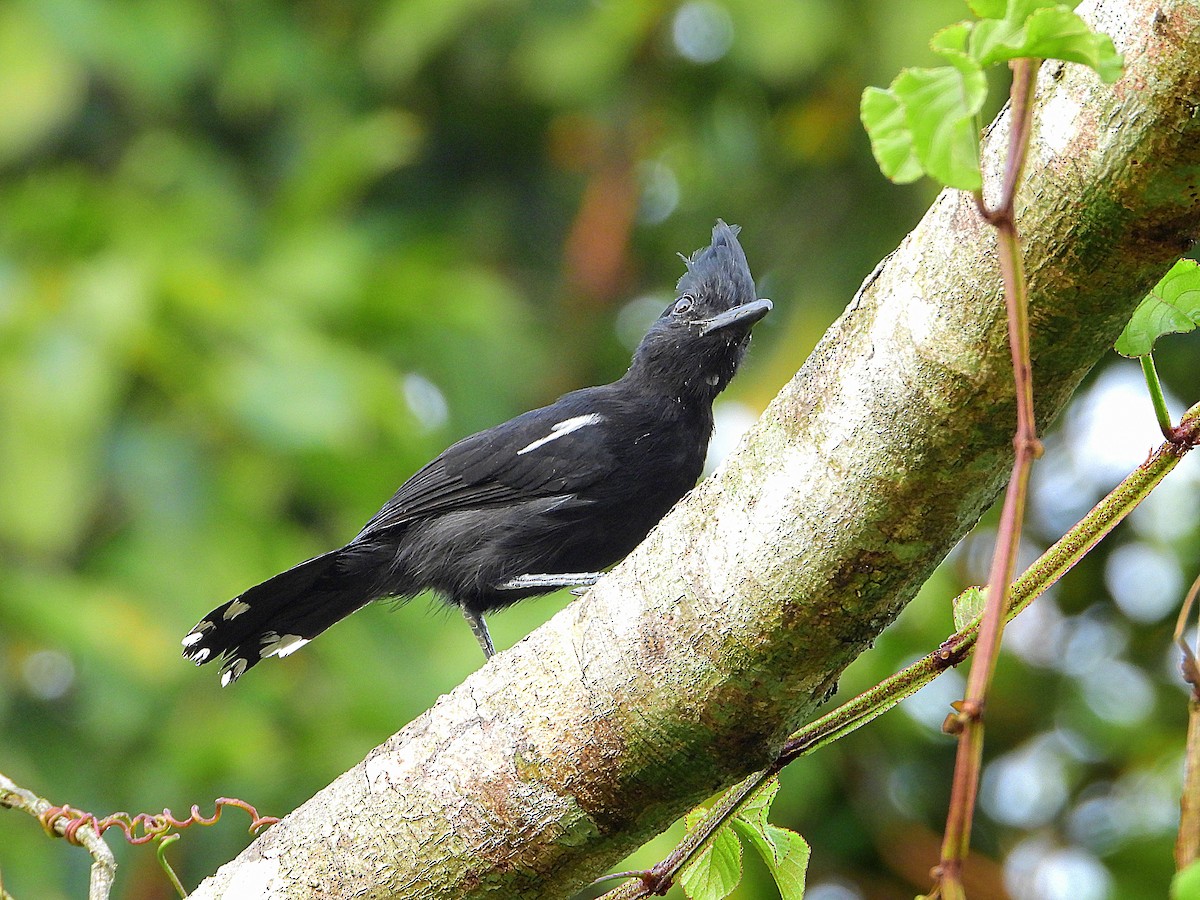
top-left (190, 1), bottom-right (1200, 897)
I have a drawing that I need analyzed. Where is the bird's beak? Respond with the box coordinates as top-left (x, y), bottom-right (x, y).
top-left (697, 298), bottom-right (773, 336)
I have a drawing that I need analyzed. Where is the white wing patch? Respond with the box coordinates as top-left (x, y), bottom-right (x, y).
top-left (516, 413), bottom-right (604, 456)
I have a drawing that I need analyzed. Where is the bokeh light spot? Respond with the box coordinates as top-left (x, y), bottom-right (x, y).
top-left (22, 649), bottom-right (75, 700)
top-left (1104, 541), bottom-right (1182, 624)
top-left (671, 2), bottom-right (735, 64)
top-left (403, 372), bottom-right (449, 431)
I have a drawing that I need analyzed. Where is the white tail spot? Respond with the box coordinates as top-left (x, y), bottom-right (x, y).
top-left (181, 631), bottom-right (205, 647)
top-left (221, 658), bottom-right (248, 687)
top-left (261, 634), bottom-right (310, 659)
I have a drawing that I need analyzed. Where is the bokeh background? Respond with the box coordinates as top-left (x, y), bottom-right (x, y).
top-left (1, 1), bottom-right (1197, 898)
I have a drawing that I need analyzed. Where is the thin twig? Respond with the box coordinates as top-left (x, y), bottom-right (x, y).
top-left (1174, 573), bottom-right (1200, 869)
top-left (1173, 573), bottom-right (1200, 696)
top-left (0, 772), bottom-right (116, 900)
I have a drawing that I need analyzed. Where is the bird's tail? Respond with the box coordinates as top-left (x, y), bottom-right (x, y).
top-left (181, 546), bottom-right (386, 685)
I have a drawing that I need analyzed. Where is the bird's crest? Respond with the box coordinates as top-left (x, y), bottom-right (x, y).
top-left (675, 219), bottom-right (756, 308)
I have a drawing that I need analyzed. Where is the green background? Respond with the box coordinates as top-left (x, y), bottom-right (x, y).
top-left (1, 1), bottom-right (1196, 898)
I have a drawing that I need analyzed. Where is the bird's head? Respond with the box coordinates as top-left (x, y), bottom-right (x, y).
top-left (629, 220), bottom-right (771, 401)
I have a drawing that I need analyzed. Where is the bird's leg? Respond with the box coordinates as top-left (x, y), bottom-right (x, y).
top-left (462, 606), bottom-right (496, 659)
top-left (497, 572), bottom-right (604, 592)
top-left (467, 574), bottom-right (603, 659)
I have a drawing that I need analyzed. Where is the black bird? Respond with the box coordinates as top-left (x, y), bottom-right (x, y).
top-left (182, 221), bottom-right (770, 684)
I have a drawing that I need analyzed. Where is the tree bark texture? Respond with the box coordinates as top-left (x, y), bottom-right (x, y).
top-left (191, 1), bottom-right (1200, 897)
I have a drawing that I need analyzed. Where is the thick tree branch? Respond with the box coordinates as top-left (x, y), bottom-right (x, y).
top-left (191, 1), bottom-right (1200, 896)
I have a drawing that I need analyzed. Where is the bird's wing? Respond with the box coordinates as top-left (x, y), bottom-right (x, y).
top-left (357, 396), bottom-right (620, 536)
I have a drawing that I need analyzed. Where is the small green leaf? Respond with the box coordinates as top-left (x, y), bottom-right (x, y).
top-left (1021, 8), bottom-right (1123, 81)
top-left (681, 806), bottom-right (744, 900)
top-left (863, 0), bottom-right (1122, 189)
top-left (889, 63), bottom-right (986, 191)
top-left (929, 20), bottom-right (972, 58)
top-left (860, 87), bottom-right (923, 183)
top-left (723, 777), bottom-right (810, 900)
top-left (1173, 858), bottom-right (1200, 900)
top-left (730, 818), bottom-right (811, 899)
top-left (953, 586), bottom-right (987, 631)
top-left (1115, 259), bottom-right (1200, 358)
top-left (968, 3), bottom-right (1123, 82)
top-left (764, 826), bottom-right (810, 899)
top-left (735, 774), bottom-right (781, 833)
top-left (860, 54), bottom-right (986, 190)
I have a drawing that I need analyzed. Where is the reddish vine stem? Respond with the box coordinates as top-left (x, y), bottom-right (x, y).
top-left (38, 797), bottom-right (280, 846)
top-left (2, 768), bottom-right (279, 899)
top-left (936, 57), bottom-right (1042, 899)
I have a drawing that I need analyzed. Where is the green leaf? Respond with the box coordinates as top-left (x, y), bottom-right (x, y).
top-left (860, 48), bottom-right (987, 190)
top-left (1173, 859), bottom-right (1200, 900)
top-left (968, 3), bottom-right (1123, 82)
top-left (895, 66), bottom-right (986, 190)
top-left (929, 19), bottom-right (973, 58)
top-left (765, 826), bottom-right (810, 899)
top-left (953, 586), bottom-right (987, 631)
top-left (862, 0), bottom-right (1123, 188)
top-left (681, 806), bottom-right (744, 900)
top-left (724, 777), bottom-right (810, 900)
top-left (0, 6), bottom-right (88, 164)
top-left (1021, 8), bottom-right (1123, 81)
top-left (735, 774), bottom-right (781, 833)
top-left (730, 818), bottom-right (811, 899)
top-left (678, 778), bottom-right (809, 900)
top-left (1115, 259), bottom-right (1200, 358)
top-left (860, 87), bottom-right (923, 184)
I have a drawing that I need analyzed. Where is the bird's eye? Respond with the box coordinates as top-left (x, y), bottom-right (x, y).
top-left (672, 295), bottom-right (695, 316)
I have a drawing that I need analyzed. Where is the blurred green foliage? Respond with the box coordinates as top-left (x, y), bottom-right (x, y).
top-left (0, 1), bottom-right (1197, 898)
